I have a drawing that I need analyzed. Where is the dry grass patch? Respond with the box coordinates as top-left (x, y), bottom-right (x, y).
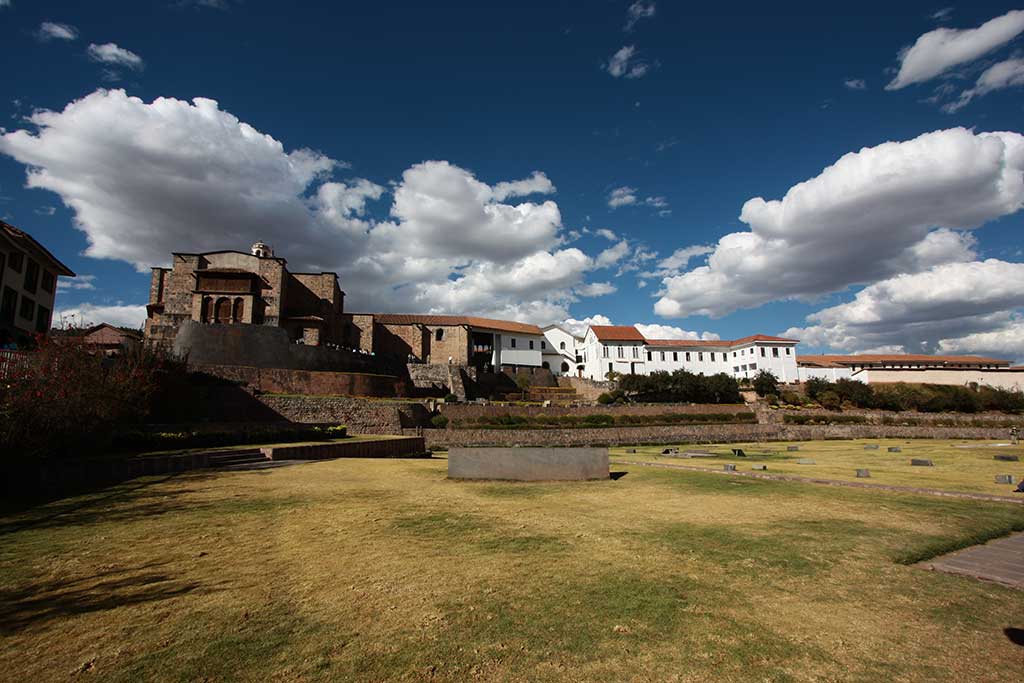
top-left (1, 456), bottom-right (1023, 682)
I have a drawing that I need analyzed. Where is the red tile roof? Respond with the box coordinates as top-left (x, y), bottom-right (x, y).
top-left (731, 334), bottom-right (799, 345)
top-left (798, 354), bottom-right (1011, 368)
top-left (590, 325), bottom-right (647, 342)
top-left (0, 220), bottom-right (75, 276)
top-left (371, 314), bottom-right (543, 335)
top-left (645, 338), bottom-right (733, 348)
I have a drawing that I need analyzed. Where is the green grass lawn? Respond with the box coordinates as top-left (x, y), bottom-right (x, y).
top-left (2, 450), bottom-right (1023, 682)
top-left (610, 439), bottom-right (1024, 496)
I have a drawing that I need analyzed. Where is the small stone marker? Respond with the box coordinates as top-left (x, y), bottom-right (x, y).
top-left (888, 447), bottom-right (902, 453)
top-left (723, 463), bottom-right (737, 472)
top-left (751, 464), bottom-right (767, 471)
top-left (994, 454), bottom-right (1020, 462)
top-left (731, 448), bottom-right (747, 457)
top-left (661, 448), bottom-right (679, 455)
top-left (625, 448), bottom-right (637, 454)
top-left (856, 468), bottom-right (871, 478)
top-left (864, 444), bottom-right (879, 450)
top-left (995, 474), bottom-right (1016, 485)
top-left (787, 445), bottom-right (800, 451)
top-left (910, 458), bottom-right (934, 467)
top-left (797, 458), bottom-right (816, 464)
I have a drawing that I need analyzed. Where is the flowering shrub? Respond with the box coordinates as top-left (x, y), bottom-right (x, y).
top-left (0, 332), bottom-right (182, 459)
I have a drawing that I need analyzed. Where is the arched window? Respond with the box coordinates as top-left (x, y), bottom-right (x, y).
top-left (542, 361), bottom-right (550, 370)
top-left (201, 296), bottom-right (213, 323)
top-left (561, 362), bottom-right (570, 372)
top-left (215, 297), bottom-right (231, 324)
top-left (233, 298), bottom-right (245, 323)
top-left (435, 328), bottom-right (444, 341)
top-left (559, 341), bottom-right (566, 350)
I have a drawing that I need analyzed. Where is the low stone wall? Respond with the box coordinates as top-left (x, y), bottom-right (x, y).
top-left (558, 376), bottom-right (614, 403)
top-left (768, 408), bottom-right (1024, 426)
top-left (257, 395), bottom-right (431, 433)
top-left (262, 436), bottom-right (427, 460)
top-left (194, 364), bottom-right (406, 398)
top-left (439, 402), bottom-right (752, 420)
top-left (421, 423), bottom-right (1015, 448)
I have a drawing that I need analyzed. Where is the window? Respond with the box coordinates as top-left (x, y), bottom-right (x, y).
top-left (710, 352), bottom-right (715, 361)
top-left (529, 340), bottom-right (534, 350)
top-left (733, 351), bottom-right (737, 357)
top-left (632, 346), bottom-right (639, 358)
top-left (1, 287), bottom-right (16, 323)
top-left (541, 341), bottom-right (546, 350)
top-left (647, 352), bottom-right (652, 361)
top-left (23, 259), bottom-right (40, 294)
top-left (684, 352), bottom-right (690, 361)
top-left (602, 346), bottom-right (609, 358)
top-left (661, 351), bottom-right (666, 361)
top-left (19, 295), bottom-right (35, 321)
top-left (510, 338), bottom-right (516, 348)
top-left (772, 348), bottom-right (779, 358)
top-left (35, 304), bottom-right (50, 333)
top-left (559, 341), bottom-right (566, 350)
top-left (435, 328), bottom-right (444, 341)
top-left (760, 347), bottom-right (766, 357)
top-left (786, 348), bottom-right (791, 355)
top-left (673, 352), bottom-right (678, 361)
top-left (750, 363), bottom-right (757, 370)
top-left (733, 366), bottom-right (739, 373)
top-left (608, 362), bottom-right (613, 375)
top-left (41, 270), bottom-right (55, 293)
top-left (698, 352), bottom-right (703, 361)
top-left (617, 346), bottom-right (624, 358)
top-left (8, 251), bottom-right (23, 273)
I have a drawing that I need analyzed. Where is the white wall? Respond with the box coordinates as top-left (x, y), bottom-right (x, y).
top-left (730, 342), bottom-right (799, 382)
top-left (542, 327), bottom-right (581, 375)
top-left (797, 366), bottom-right (855, 382)
top-left (493, 332), bottom-right (543, 368)
top-left (644, 346), bottom-right (732, 375)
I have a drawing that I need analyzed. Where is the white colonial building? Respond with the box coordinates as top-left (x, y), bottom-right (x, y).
top-left (797, 354), bottom-right (1023, 389)
top-left (541, 324), bottom-right (583, 375)
top-left (578, 325), bottom-right (800, 382)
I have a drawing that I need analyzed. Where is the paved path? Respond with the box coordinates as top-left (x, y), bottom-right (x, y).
top-left (611, 459), bottom-right (1024, 504)
top-left (921, 533), bottom-right (1024, 590)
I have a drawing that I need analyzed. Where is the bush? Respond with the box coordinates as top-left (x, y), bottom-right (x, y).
top-left (783, 413), bottom-right (867, 425)
top-left (444, 393), bottom-right (459, 403)
top-left (0, 334), bottom-right (183, 459)
top-left (765, 393), bottom-right (779, 406)
top-left (780, 391), bottom-right (804, 406)
top-left (430, 414), bottom-right (449, 428)
top-left (752, 370), bottom-right (779, 397)
top-left (817, 390), bottom-right (842, 411)
top-left (597, 392), bottom-right (616, 405)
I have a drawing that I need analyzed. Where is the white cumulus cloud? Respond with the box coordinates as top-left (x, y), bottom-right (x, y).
top-left (943, 57), bottom-right (1024, 112)
top-left (634, 323), bottom-right (720, 341)
top-left (625, 2), bottom-right (656, 32)
top-left (87, 43), bottom-right (144, 70)
top-left (55, 303), bottom-right (148, 330)
top-left (605, 45), bottom-right (651, 79)
top-left (0, 89), bottom-right (614, 327)
top-left (887, 10), bottom-right (1024, 90)
top-left (784, 259), bottom-right (1024, 356)
top-left (654, 128), bottom-right (1024, 318)
top-left (37, 22), bottom-right (78, 41)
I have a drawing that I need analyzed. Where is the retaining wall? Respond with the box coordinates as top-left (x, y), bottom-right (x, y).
top-left (262, 436), bottom-right (427, 460)
top-left (194, 364), bottom-right (406, 398)
top-left (421, 423), bottom-right (1017, 448)
top-left (257, 395), bottom-right (431, 433)
top-left (439, 402), bottom-right (751, 420)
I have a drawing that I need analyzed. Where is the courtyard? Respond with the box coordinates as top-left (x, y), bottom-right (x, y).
top-left (1, 441), bottom-right (1023, 682)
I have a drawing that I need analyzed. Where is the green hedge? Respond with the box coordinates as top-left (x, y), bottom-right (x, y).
top-left (451, 412), bottom-right (756, 430)
top-left (113, 424), bottom-right (348, 453)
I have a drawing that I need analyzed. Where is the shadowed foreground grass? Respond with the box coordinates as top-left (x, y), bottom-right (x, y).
top-left (2, 455), bottom-right (1023, 682)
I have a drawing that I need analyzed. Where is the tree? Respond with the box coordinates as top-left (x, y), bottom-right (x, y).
top-left (817, 390), bottom-right (842, 411)
top-left (804, 377), bottom-right (833, 400)
top-left (752, 370), bottom-right (778, 397)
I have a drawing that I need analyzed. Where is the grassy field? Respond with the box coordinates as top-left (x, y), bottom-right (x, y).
top-left (610, 439), bottom-right (1024, 496)
top-left (2, 448), bottom-right (1024, 682)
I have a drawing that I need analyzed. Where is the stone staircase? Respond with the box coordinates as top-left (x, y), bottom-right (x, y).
top-left (524, 385), bottom-right (582, 405)
top-left (205, 448), bottom-right (270, 469)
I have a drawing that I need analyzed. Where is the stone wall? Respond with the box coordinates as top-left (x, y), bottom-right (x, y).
top-left (439, 402), bottom-right (752, 420)
top-left (173, 321), bottom-right (402, 375)
top-left (421, 422), bottom-right (1017, 448)
top-left (257, 395), bottom-right (431, 433)
top-left (767, 408), bottom-right (1024, 426)
top-left (196, 364), bottom-right (405, 399)
top-left (558, 375), bottom-right (615, 403)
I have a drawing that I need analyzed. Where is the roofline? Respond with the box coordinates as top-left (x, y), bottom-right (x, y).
top-left (0, 221), bottom-right (76, 276)
top-left (170, 249), bottom-right (287, 262)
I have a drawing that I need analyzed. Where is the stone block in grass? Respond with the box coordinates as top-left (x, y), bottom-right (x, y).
top-left (751, 464), bottom-right (767, 471)
top-left (994, 454), bottom-right (1020, 462)
top-left (888, 447), bottom-right (902, 453)
top-left (797, 458), bottom-right (816, 464)
top-left (787, 445), bottom-right (800, 451)
top-left (995, 474), bottom-right (1016, 485)
top-left (723, 463), bottom-right (737, 472)
top-left (864, 444), bottom-right (880, 450)
top-left (910, 458), bottom-right (934, 467)
top-left (856, 469), bottom-right (871, 478)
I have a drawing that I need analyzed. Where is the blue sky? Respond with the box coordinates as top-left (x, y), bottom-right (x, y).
top-left (1, 1), bottom-right (1023, 360)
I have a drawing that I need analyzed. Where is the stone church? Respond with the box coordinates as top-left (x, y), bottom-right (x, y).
top-left (145, 242), bottom-right (345, 348)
